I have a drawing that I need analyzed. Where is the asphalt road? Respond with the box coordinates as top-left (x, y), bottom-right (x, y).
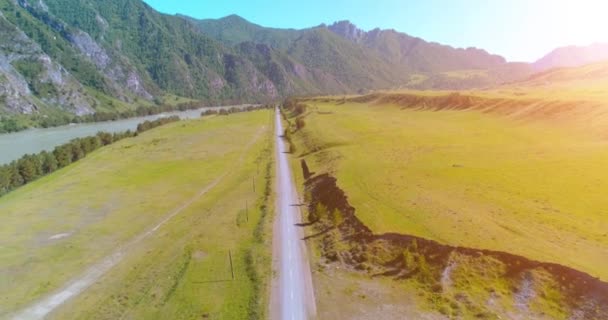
top-left (271, 109), bottom-right (316, 320)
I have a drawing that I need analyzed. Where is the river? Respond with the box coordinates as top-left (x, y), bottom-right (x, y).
top-left (0, 105), bottom-right (243, 165)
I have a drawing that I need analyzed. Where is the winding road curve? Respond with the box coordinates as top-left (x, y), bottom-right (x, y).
top-left (271, 109), bottom-right (317, 320)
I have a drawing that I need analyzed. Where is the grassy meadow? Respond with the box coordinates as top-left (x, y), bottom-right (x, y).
top-left (289, 97), bottom-right (608, 282)
top-left (0, 110), bottom-right (275, 319)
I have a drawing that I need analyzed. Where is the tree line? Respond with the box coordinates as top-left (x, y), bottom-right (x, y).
top-left (200, 104), bottom-right (274, 117)
top-left (1, 101), bottom-right (278, 134)
top-left (0, 118), bottom-right (28, 134)
top-left (36, 101), bottom-right (205, 129)
top-left (0, 100), bottom-right (216, 134)
top-left (0, 116), bottom-right (180, 197)
top-left (0, 102), bottom-right (273, 195)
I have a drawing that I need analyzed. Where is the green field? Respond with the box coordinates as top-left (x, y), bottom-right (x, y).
top-left (289, 99), bottom-right (608, 281)
top-left (0, 110), bottom-right (275, 319)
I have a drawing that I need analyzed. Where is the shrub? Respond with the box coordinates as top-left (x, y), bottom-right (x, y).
top-left (295, 117), bottom-right (306, 130)
top-left (331, 209), bottom-right (344, 226)
top-left (294, 103), bottom-right (307, 115)
top-left (403, 249), bottom-right (416, 270)
top-left (201, 109), bottom-right (218, 117)
top-left (417, 254), bottom-right (434, 283)
top-left (312, 203), bottom-right (329, 222)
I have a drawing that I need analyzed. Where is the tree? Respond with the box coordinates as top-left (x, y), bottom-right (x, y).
top-left (17, 155), bottom-right (38, 183)
top-left (1, 118), bottom-right (20, 133)
top-left (70, 140), bottom-right (85, 162)
top-left (201, 109), bottom-right (218, 117)
top-left (81, 136), bottom-right (100, 154)
top-left (137, 120), bottom-right (151, 132)
top-left (31, 153), bottom-right (43, 177)
top-left (9, 164), bottom-right (24, 189)
top-left (97, 132), bottom-right (113, 146)
top-left (41, 151), bottom-right (58, 174)
top-left (295, 117), bottom-right (306, 130)
top-left (294, 103), bottom-right (307, 115)
top-left (53, 145), bottom-right (72, 167)
top-left (0, 165), bottom-right (11, 194)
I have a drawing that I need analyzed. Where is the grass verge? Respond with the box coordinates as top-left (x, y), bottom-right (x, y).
top-left (282, 97), bottom-right (608, 319)
top-left (0, 110), bottom-right (275, 319)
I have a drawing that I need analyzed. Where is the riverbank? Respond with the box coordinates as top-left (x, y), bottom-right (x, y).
top-left (0, 105), bottom-right (254, 165)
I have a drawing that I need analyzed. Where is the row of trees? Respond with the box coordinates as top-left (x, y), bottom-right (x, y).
top-left (1, 100), bottom-right (218, 134)
top-left (200, 104), bottom-right (274, 117)
top-left (136, 116), bottom-right (180, 132)
top-left (0, 118), bottom-right (28, 134)
top-left (40, 101), bottom-right (208, 129)
top-left (0, 116), bottom-right (180, 197)
top-left (3, 100), bottom-right (276, 134)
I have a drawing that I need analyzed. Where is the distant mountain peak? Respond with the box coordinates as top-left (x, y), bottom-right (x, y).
top-left (330, 20), bottom-right (357, 28)
top-left (533, 42), bottom-right (608, 71)
top-left (221, 14), bottom-right (247, 21)
top-left (328, 20), bottom-right (366, 42)
top-left (195, 14), bottom-right (252, 26)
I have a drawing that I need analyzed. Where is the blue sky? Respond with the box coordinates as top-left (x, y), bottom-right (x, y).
top-left (143, 0), bottom-right (608, 62)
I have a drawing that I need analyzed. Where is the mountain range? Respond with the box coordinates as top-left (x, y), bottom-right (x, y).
top-left (0, 0), bottom-right (607, 121)
top-left (533, 43), bottom-right (608, 71)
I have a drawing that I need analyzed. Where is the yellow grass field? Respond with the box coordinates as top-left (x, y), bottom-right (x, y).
top-left (290, 96), bottom-right (608, 282)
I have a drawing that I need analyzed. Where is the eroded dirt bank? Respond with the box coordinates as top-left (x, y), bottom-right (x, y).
top-left (301, 164), bottom-right (608, 319)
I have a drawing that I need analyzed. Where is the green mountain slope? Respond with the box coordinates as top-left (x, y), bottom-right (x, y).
top-left (193, 14), bottom-right (303, 51)
top-left (195, 17), bottom-right (533, 90)
top-left (0, 0), bottom-right (283, 121)
top-left (328, 20), bottom-right (504, 71)
top-left (285, 27), bottom-right (410, 91)
top-left (0, 0), bottom-right (533, 124)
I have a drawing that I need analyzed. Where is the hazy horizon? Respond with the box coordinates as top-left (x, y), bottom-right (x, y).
top-left (143, 0), bottom-right (608, 63)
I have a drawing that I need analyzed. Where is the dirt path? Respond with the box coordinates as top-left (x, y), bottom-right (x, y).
top-left (270, 109), bottom-right (316, 320)
top-left (11, 123), bottom-right (267, 320)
